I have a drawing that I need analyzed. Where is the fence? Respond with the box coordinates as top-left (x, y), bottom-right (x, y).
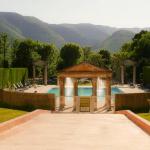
top-left (0, 90), bottom-right (55, 111)
top-left (115, 93), bottom-right (150, 112)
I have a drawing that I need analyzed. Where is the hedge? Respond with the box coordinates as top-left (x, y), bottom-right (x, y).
top-left (143, 66), bottom-right (150, 84)
top-left (0, 68), bottom-right (28, 89)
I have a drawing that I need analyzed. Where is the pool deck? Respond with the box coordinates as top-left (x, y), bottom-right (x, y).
top-left (24, 84), bottom-right (145, 94)
top-left (0, 113), bottom-right (150, 150)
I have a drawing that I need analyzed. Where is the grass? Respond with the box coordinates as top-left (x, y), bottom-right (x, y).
top-left (138, 113), bottom-right (150, 122)
top-left (0, 108), bottom-right (28, 123)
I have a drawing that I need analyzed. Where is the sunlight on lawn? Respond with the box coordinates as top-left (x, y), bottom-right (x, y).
top-left (138, 113), bottom-right (150, 122)
top-left (0, 108), bottom-right (27, 123)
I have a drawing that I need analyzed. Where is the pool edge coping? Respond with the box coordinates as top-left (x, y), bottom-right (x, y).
top-left (116, 110), bottom-right (150, 135)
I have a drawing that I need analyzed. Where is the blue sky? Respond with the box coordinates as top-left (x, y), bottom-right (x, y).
top-left (0, 0), bottom-right (150, 28)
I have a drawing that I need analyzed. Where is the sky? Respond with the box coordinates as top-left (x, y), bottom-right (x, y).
top-left (0, 0), bottom-right (150, 28)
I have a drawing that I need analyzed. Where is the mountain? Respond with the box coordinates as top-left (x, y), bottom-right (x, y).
top-left (0, 12), bottom-right (147, 51)
top-left (100, 30), bottom-right (135, 51)
top-left (0, 12), bottom-right (65, 46)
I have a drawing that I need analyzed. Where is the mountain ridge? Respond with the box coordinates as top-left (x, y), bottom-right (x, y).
top-left (0, 12), bottom-right (149, 51)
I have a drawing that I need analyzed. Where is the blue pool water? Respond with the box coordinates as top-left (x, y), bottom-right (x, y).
top-left (48, 87), bottom-right (122, 97)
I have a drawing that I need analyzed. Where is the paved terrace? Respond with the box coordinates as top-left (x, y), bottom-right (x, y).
top-left (0, 113), bottom-right (150, 150)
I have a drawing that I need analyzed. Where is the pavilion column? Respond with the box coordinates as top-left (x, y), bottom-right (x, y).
top-left (121, 65), bottom-right (125, 84)
top-left (105, 78), bottom-right (111, 110)
top-left (33, 64), bottom-right (36, 84)
top-left (92, 78), bottom-right (97, 110)
top-left (44, 63), bottom-right (48, 85)
top-left (73, 78), bottom-right (78, 110)
top-left (59, 77), bottom-right (65, 110)
top-left (133, 65), bottom-right (136, 85)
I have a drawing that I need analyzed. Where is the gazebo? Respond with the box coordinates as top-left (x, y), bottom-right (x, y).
top-left (58, 63), bottom-right (112, 111)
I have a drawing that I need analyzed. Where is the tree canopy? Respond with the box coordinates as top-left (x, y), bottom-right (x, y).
top-left (59, 43), bottom-right (82, 68)
top-left (0, 30), bottom-right (150, 84)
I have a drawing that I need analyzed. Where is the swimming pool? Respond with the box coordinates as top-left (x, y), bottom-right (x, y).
top-left (48, 87), bottom-right (122, 97)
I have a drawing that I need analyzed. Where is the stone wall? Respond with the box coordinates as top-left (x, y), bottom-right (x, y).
top-left (115, 93), bottom-right (150, 112)
top-left (0, 90), bottom-right (55, 111)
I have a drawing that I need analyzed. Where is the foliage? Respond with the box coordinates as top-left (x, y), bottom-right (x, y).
top-left (111, 50), bottom-right (130, 82)
top-left (60, 43), bottom-right (82, 68)
top-left (143, 66), bottom-right (150, 84)
top-left (12, 40), bottom-right (34, 68)
top-left (0, 33), bottom-right (10, 67)
top-left (0, 29), bottom-right (150, 85)
top-left (11, 39), bottom-right (20, 67)
top-left (88, 52), bottom-right (104, 67)
top-left (98, 49), bottom-right (111, 68)
top-left (41, 44), bottom-right (59, 77)
top-left (0, 68), bottom-right (28, 89)
top-left (0, 68), bottom-right (9, 89)
top-left (119, 31), bottom-right (150, 82)
top-left (133, 32), bottom-right (150, 60)
top-left (82, 46), bottom-right (92, 62)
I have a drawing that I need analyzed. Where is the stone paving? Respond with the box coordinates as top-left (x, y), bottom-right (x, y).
top-left (0, 113), bottom-right (150, 150)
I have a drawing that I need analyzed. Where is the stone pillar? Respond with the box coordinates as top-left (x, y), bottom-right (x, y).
top-left (73, 78), bottom-right (78, 110)
top-left (121, 65), bottom-right (125, 84)
top-left (92, 78), bottom-right (97, 110)
top-left (59, 77), bottom-right (65, 110)
top-left (133, 65), bottom-right (136, 85)
top-left (33, 64), bottom-right (36, 84)
top-left (44, 63), bottom-right (48, 85)
top-left (105, 78), bottom-right (111, 110)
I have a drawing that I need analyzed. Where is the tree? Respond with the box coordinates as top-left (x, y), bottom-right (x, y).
top-left (98, 49), bottom-right (111, 68)
top-left (13, 39), bottom-right (40, 76)
top-left (0, 33), bottom-right (10, 67)
top-left (111, 51), bottom-right (130, 82)
top-left (40, 44), bottom-right (59, 76)
top-left (134, 32), bottom-right (150, 60)
top-left (82, 46), bottom-right (92, 62)
top-left (11, 39), bottom-right (20, 67)
top-left (60, 43), bottom-right (82, 68)
top-left (88, 52), bottom-right (104, 67)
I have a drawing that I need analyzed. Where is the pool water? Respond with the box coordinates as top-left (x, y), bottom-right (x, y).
top-left (48, 87), bottom-right (122, 97)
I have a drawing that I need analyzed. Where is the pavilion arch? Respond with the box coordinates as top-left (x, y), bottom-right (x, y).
top-left (58, 62), bottom-right (112, 111)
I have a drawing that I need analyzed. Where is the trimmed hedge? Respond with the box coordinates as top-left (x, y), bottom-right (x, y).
top-left (0, 68), bottom-right (28, 89)
top-left (143, 66), bottom-right (150, 84)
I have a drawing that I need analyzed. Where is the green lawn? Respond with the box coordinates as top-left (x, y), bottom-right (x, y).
top-left (138, 113), bottom-right (150, 122)
top-left (0, 108), bottom-right (27, 123)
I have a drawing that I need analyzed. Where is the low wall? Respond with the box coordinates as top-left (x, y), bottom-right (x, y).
top-left (0, 90), bottom-right (55, 111)
top-left (115, 93), bottom-right (150, 112)
top-left (116, 110), bottom-right (150, 135)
